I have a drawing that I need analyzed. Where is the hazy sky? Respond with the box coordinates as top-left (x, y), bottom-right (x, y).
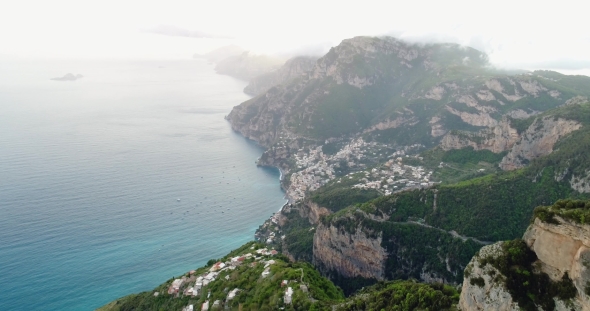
top-left (1, 0), bottom-right (589, 74)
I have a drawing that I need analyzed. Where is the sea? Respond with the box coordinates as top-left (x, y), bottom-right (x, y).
top-left (0, 59), bottom-right (286, 310)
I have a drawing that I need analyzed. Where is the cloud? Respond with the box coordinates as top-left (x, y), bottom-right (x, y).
top-left (142, 24), bottom-right (232, 39)
top-left (519, 59), bottom-right (590, 71)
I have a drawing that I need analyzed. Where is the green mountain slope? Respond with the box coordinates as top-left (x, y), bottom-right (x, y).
top-left (97, 242), bottom-right (343, 311)
top-left (228, 36), bottom-right (590, 150)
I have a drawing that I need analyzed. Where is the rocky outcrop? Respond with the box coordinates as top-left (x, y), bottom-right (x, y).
top-left (506, 109), bottom-right (540, 119)
top-left (459, 212), bottom-right (590, 311)
top-left (565, 96), bottom-right (590, 106)
top-left (363, 116), bottom-right (418, 133)
top-left (519, 79), bottom-right (548, 97)
top-left (456, 95), bottom-right (497, 113)
top-left (523, 217), bottom-right (590, 293)
top-left (476, 90), bottom-right (496, 101)
top-left (500, 117), bottom-right (582, 170)
top-left (430, 116), bottom-right (447, 137)
top-left (244, 56), bottom-right (318, 96)
top-left (484, 79), bottom-right (524, 102)
top-left (313, 223), bottom-right (387, 280)
top-left (424, 86), bottom-right (446, 100)
top-left (440, 119), bottom-right (519, 153)
top-left (571, 173), bottom-right (590, 193)
top-left (299, 201), bottom-right (331, 225)
top-left (459, 243), bottom-right (520, 311)
top-left (445, 106), bottom-right (498, 127)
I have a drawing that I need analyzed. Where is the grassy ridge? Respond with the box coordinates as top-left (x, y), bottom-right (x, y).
top-left (98, 242), bottom-right (343, 311)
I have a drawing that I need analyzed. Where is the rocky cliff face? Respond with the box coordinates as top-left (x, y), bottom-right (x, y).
top-left (459, 243), bottom-right (520, 311)
top-left (313, 222), bottom-right (387, 280)
top-left (298, 201), bottom-right (331, 225)
top-left (243, 56), bottom-right (318, 96)
top-left (459, 211), bottom-right (590, 311)
top-left (500, 117), bottom-right (582, 170)
top-left (523, 217), bottom-right (590, 305)
top-left (440, 118), bottom-right (519, 153)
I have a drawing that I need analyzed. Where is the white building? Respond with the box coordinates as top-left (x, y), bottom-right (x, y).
top-left (284, 287), bottom-right (293, 304)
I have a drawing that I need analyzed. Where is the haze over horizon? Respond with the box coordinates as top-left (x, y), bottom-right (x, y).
top-left (1, 0), bottom-right (589, 75)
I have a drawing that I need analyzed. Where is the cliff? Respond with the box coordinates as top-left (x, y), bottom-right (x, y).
top-left (500, 117), bottom-right (582, 170)
top-left (459, 200), bottom-right (590, 311)
top-left (440, 118), bottom-right (519, 153)
top-left (313, 222), bottom-right (387, 280)
top-left (310, 196), bottom-right (484, 291)
top-left (458, 243), bottom-right (520, 311)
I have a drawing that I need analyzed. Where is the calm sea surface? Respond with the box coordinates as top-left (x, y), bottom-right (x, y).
top-left (0, 59), bottom-right (286, 310)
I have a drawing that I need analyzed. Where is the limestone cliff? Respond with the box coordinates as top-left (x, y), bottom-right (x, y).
top-left (459, 201), bottom-right (590, 311)
top-left (500, 117), bottom-right (582, 170)
top-left (440, 118), bottom-right (519, 153)
top-left (313, 222), bottom-right (387, 280)
top-left (458, 243), bottom-right (520, 311)
top-left (298, 201), bottom-right (330, 225)
top-left (523, 217), bottom-right (590, 305)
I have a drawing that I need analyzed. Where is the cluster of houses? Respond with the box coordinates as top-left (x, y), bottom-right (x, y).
top-left (169, 246), bottom-right (281, 311)
top-left (286, 138), bottom-right (429, 201)
top-left (287, 146), bottom-right (335, 201)
top-left (352, 157), bottom-right (434, 195)
top-left (286, 138), bottom-right (374, 201)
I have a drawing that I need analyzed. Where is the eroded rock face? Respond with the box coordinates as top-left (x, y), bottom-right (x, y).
top-left (500, 117), bottom-right (582, 170)
top-left (459, 243), bottom-right (520, 311)
top-left (299, 201), bottom-right (331, 225)
top-left (485, 79), bottom-right (524, 102)
top-left (313, 223), bottom-right (386, 280)
top-left (440, 119), bottom-right (519, 153)
top-left (506, 109), bottom-right (540, 119)
top-left (460, 216), bottom-right (590, 310)
top-left (445, 106), bottom-right (498, 127)
top-left (430, 116), bottom-right (447, 137)
top-left (425, 86), bottom-right (446, 100)
top-left (523, 217), bottom-right (590, 310)
top-left (571, 173), bottom-right (590, 193)
top-left (363, 116), bottom-right (417, 133)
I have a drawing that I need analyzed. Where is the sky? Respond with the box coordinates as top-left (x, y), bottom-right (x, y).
top-left (1, 0), bottom-right (589, 74)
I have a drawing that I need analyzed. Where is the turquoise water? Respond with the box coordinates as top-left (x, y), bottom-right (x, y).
top-left (0, 59), bottom-right (286, 310)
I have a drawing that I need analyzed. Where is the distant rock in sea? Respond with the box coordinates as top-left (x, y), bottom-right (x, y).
top-left (50, 73), bottom-right (83, 81)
